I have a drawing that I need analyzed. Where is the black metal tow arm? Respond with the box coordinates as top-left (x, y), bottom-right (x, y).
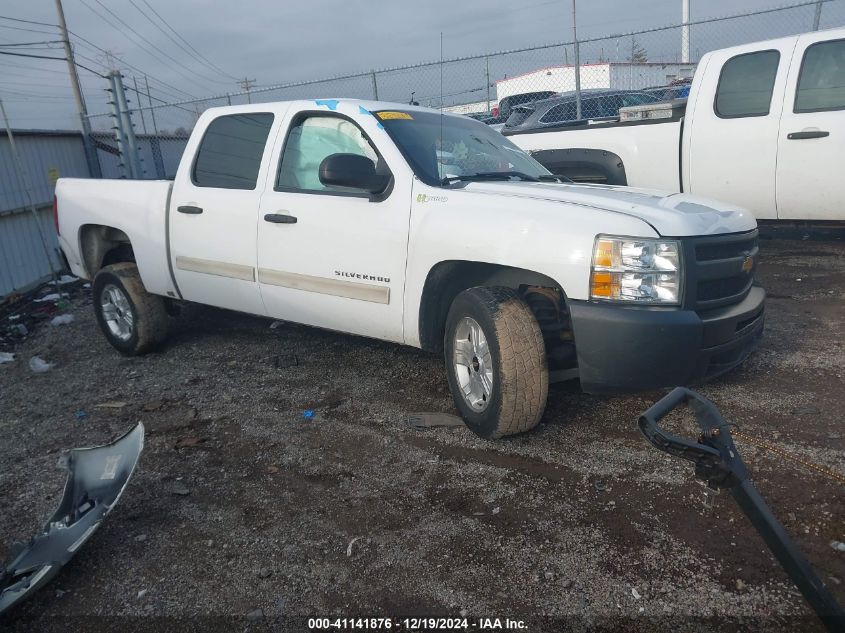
top-left (639, 387), bottom-right (844, 633)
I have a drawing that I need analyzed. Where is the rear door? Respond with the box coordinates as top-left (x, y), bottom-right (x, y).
top-left (685, 40), bottom-right (794, 219)
top-left (776, 34), bottom-right (845, 220)
top-left (169, 111), bottom-right (279, 314)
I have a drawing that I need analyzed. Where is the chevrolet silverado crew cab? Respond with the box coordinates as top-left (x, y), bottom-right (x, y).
top-left (509, 28), bottom-right (845, 222)
top-left (55, 99), bottom-right (765, 439)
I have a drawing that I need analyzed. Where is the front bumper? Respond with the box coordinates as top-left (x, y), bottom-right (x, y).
top-left (569, 286), bottom-right (765, 393)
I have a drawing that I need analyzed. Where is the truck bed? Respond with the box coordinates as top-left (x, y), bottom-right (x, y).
top-left (55, 178), bottom-right (177, 297)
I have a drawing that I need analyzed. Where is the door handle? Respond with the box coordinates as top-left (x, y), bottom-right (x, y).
top-left (177, 205), bottom-right (203, 214)
top-left (264, 213), bottom-right (297, 224)
top-left (787, 130), bottom-right (829, 140)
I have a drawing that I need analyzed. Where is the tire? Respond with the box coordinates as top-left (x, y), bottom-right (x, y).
top-left (92, 263), bottom-right (170, 355)
top-left (444, 286), bottom-right (549, 439)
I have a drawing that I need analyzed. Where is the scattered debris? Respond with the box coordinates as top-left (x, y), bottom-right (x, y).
top-left (631, 587), bottom-right (641, 600)
top-left (594, 481), bottom-right (608, 491)
top-left (266, 465), bottom-right (280, 474)
top-left (49, 314), bottom-right (75, 327)
top-left (736, 579), bottom-right (746, 592)
top-left (544, 571), bottom-right (554, 580)
top-left (74, 410), bottom-right (87, 422)
top-left (28, 356), bottom-right (54, 373)
top-left (137, 589), bottom-right (148, 599)
top-left (50, 275), bottom-right (79, 286)
top-left (33, 293), bottom-right (66, 303)
top-left (269, 320), bottom-right (285, 329)
top-left (95, 401), bottom-right (128, 409)
top-left (407, 412), bottom-right (465, 430)
top-left (134, 534), bottom-right (147, 543)
top-left (257, 568), bottom-right (273, 579)
top-left (302, 409), bottom-right (315, 420)
top-left (492, 506), bottom-right (501, 515)
top-left (0, 423), bottom-right (145, 615)
top-left (246, 608), bottom-right (264, 621)
top-left (346, 536), bottom-right (363, 557)
top-left (0, 352), bottom-right (14, 364)
top-left (171, 482), bottom-right (191, 496)
top-left (831, 541), bottom-right (845, 553)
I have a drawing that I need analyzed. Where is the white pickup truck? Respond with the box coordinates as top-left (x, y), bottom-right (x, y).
top-left (509, 28), bottom-right (845, 222)
top-left (55, 99), bottom-right (764, 438)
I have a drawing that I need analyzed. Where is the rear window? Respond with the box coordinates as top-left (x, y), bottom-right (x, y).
top-left (192, 113), bottom-right (274, 189)
top-left (795, 39), bottom-right (845, 112)
top-left (715, 50), bottom-right (780, 118)
top-left (540, 101), bottom-right (577, 124)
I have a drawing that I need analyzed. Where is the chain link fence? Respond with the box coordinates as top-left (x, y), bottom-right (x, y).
top-left (85, 0), bottom-right (845, 179)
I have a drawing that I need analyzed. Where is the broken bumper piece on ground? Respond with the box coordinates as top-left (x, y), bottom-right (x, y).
top-left (0, 423), bottom-right (144, 615)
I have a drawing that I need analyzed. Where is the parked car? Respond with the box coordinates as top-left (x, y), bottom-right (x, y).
top-left (54, 99), bottom-right (764, 439)
top-left (483, 90), bottom-right (558, 125)
top-left (509, 27), bottom-right (845, 221)
top-left (504, 89), bottom-right (662, 132)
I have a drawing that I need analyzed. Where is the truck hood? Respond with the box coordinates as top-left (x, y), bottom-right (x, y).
top-left (461, 181), bottom-right (757, 237)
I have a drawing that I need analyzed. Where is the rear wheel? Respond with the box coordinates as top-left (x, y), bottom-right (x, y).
top-left (444, 286), bottom-right (549, 439)
top-left (92, 263), bottom-right (170, 355)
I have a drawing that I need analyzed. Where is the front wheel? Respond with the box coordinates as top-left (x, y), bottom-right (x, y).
top-left (92, 263), bottom-right (170, 355)
top-left (444, 286), bottom-right (549, 439)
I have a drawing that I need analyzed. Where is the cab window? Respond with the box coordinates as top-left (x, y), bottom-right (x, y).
top-left (192, 113), bottom-right (274, 189)
top-left (276, 114), bottom-right (381, 193)
top-left (795, 39), bottom-right (845, 112)
top-left (715, 50), bottom-right (780, 118)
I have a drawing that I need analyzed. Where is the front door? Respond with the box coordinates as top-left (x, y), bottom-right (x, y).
top-left (256, 111), bottom-right (410, 343)
top-left (169, 111), bottom-right (278, 315)
top-left (776, 34), bottom-right (845, 221)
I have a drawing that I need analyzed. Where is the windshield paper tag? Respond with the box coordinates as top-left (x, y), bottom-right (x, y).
top-left (376, 111), bottom-right (413, 120)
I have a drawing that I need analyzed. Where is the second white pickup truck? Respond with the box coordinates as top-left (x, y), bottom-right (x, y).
top-left (55, 99), bottom-right (764, 438)
top-left (509, 28), bottom-right (845, 222)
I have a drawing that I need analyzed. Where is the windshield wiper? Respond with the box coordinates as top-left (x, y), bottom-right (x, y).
top-left (441, 171), bottom-right (541, 185)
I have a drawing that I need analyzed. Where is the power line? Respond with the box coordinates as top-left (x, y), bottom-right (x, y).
top-left (0, 15), bottom-right (59, 28)
top-left (0, 23), bottom-right (59, 35)
top-left (128, 0), bottom-right (237, 80)
top-left (79, 0), bottom-right (225, 92)
top-left (68, 30), bottom-right (198, 100)
top-left (0, 40), bottom-right (64, 47)
top-left (0, 50), bottom-right (65, 60)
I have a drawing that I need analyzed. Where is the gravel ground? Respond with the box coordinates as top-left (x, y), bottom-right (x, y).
top-left (0, 228), bottom-right (843, 632)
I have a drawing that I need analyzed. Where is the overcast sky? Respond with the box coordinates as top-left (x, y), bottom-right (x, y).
top-left (0, 0), bottom-right (840, 130)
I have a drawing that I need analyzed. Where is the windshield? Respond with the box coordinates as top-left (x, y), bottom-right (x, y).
top-left (374, 109), bottom-right (554, 186)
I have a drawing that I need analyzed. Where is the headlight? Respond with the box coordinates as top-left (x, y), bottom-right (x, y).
top-left (590, 236), bottom-right (682, 304)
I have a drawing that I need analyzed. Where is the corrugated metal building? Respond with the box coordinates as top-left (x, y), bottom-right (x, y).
top-left (0, 130), bottom-right (90, 297)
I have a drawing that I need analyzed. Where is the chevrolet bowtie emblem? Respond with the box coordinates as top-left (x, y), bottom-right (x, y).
top-left (741, 256), bottom-right (754, 273)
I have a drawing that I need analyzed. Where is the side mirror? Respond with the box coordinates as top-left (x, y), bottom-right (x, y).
top-left (318, 153), bottom-right (389, 193)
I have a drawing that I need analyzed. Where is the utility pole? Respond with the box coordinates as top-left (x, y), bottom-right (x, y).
top-left (681, 0), bottom-right (691, 63)
top-left (144, 75), bottom-right (158, 135)
top-left (238, 77), bottom-right (256, 103)
top-left (371, 71), bottom-right (379, 100)
top-left (485, 56), bottom-right (491, 114)
top-left (813, 1), bottom-right (823, 30)
top-left (132, 76), bottom-right (148, 135)
top-left (0, 96), bottom-right (60, 284)
top-left (109, 71), bottom-right (143, 179)
top-left (572, 0), bottom-right (582, 120)
top-left (54, 0), bottom-right (101, 177)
